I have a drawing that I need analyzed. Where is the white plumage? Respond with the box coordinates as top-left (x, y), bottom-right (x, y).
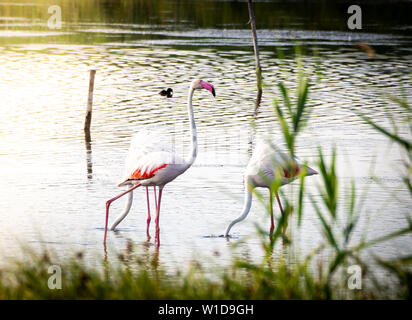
top-left (225, 139), bottom-right (318, 237)
top-left (246, 139), bottom-right (301, 188)
top-left (118, 129), bottom-right (186, 187)
top-left (104, 79), bottom-right (216, 246)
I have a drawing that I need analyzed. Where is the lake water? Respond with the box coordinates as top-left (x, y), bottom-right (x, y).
top-left (0, 1), bottom-right (411, 276)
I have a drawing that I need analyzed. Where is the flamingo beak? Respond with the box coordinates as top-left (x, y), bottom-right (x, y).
top-left (306, 166), bottom-right (318, 176)
top-left (200, 80), bottom-right (216, 97)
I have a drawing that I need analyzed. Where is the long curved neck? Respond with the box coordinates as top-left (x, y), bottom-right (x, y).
top-left (225, 180), bottom-right (253, 237)
top-left (186, 86), bottom-right (197, 167)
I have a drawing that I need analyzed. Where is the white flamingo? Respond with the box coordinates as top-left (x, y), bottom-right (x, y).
top-left (104, 79), bottom-right (216, 246)
top-left (225, 140), bottom-right (317, 237)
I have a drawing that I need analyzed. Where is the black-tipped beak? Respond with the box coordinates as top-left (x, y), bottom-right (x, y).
top-left (212, 87), bottom-right (216, 97)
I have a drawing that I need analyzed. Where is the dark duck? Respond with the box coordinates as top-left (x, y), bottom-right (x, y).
top-left (159, 88), bottom-right (173, 98)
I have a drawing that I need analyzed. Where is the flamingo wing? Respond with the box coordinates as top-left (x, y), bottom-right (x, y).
top-left (247, 139), bottom-right (299, 182)
top-left (118, 129), bottom-right (185, 186)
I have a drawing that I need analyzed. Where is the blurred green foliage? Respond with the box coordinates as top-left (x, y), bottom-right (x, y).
top-left (1, 0), bottom-right (411, 33)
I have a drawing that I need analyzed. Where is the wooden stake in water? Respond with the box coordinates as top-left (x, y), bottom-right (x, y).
top-left (84, 69), bottom-right (96, 134)
top-left (247, 0), bottom-right (262, 109)
top-left (84, 70), bottom-right (95, 178)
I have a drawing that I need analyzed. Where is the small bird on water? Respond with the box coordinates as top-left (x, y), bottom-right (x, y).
top-left (159, 88), bottom-right (173, 98)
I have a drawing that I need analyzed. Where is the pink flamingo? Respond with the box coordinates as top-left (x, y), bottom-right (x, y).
top-left (225, 140), bottom-right (317, 237)
top-left (104, 79), bottom-right (216, 245)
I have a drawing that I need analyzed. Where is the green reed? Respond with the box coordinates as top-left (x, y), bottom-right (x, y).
top-left (245, 50), bottom-right (411, 299)
top-left (357, 93), bottom-right (412, 298)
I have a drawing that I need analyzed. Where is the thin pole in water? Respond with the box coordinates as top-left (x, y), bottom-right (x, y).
top-left (84, 69), bottom-right (96, 135)
top-left (84, 69), bottom-right (95, 178)
top-left (247, 0), bottom-right (262, 110)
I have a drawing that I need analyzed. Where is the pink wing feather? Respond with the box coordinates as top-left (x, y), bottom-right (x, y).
top-left (118, 129), bottom-right (184, 186)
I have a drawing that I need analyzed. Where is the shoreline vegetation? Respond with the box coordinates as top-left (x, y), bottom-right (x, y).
top-left (1, 51), bottom-right (411, 299)
top-left (2, 1), bottom-right (412, 35)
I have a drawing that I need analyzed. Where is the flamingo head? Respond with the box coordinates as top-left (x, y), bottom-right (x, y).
top-left (191, 79), bottom-right (216, 97)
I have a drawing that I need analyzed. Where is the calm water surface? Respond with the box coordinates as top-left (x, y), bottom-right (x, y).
top-left (0, 1), bottom-right (411, 274)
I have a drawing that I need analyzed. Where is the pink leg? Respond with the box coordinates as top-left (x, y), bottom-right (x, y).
top-left (154, 186), bottom-right (158, 213)
top-left (269, 190), bottom-right (274, 236)
top-left (155, 187), bottom-right (163, 246)
top-left (104, 184), bottom-right (141, 243)
top-left (276, 194), bottom-right (286, 234)
top-left (146, 187), bottom-right (151, 241)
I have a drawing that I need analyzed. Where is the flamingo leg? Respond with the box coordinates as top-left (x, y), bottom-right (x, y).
top-left (276, 194), bottom-right (286, 234)
top-left (269, 189), bottom-right (274, 237)
top-left (154, 186), bottom-right (158, 213)
top-left (146, 187), bottom-right (151, 241)
top-left (104, 183), bottom-right (141, 243)
top-left (155, 187), bottom-right (163, 246)
top-left (152, 186), bottom-right (158, 242)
